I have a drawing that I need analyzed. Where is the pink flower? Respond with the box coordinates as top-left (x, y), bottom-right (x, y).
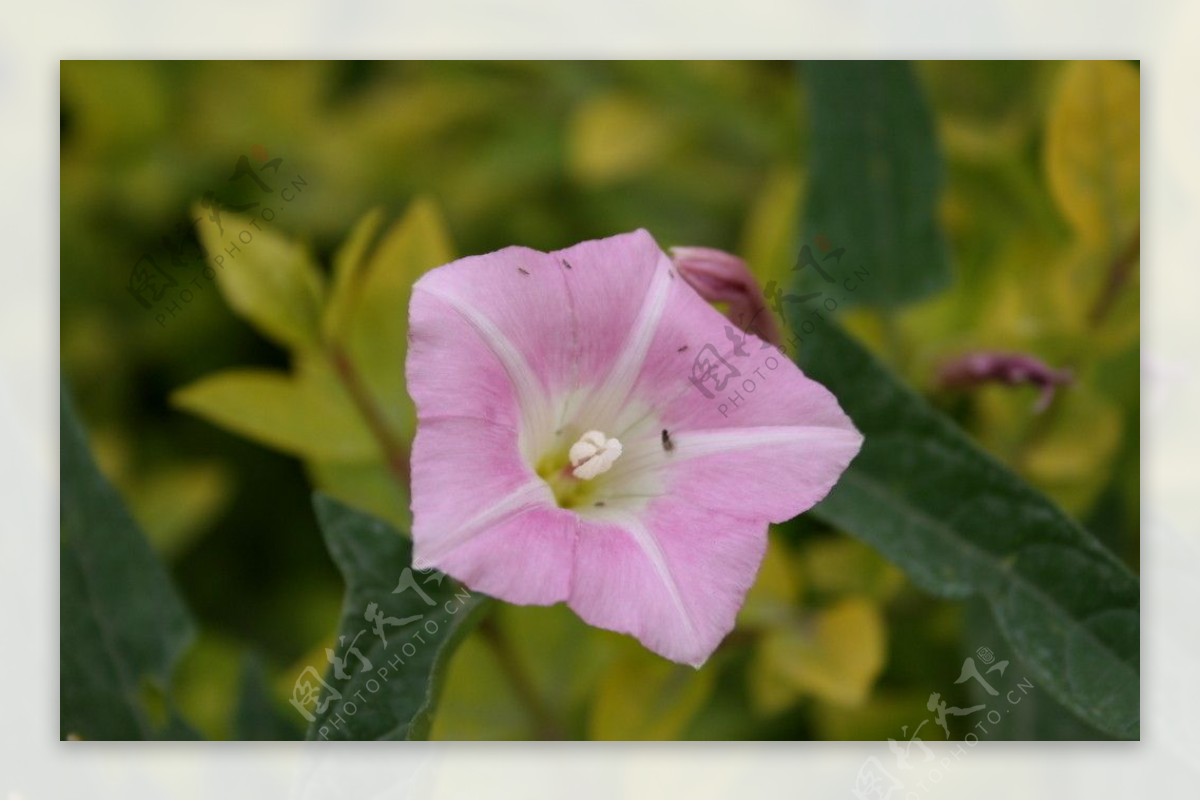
top-left (406, 230), bottom-right (862, 666)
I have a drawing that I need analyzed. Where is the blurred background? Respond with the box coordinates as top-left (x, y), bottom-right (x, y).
top-left (59, 60), bottom-right (1139, 740)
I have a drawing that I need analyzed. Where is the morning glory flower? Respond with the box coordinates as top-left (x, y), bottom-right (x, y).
top-left (406, 230), bottom-right (863, 666)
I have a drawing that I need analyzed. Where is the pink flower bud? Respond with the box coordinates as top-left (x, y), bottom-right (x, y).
top-left (669, 246), bottom-right (783, 348)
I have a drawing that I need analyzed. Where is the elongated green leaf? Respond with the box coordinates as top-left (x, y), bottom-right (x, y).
top-left (791, 319), bottom-right (1139, 738)
top-left (341, 197), bottom-right (455, 442)
top-left (802, 61), bottom-right (951, 306)
top-left (303, 495), bottom-right (488, 740)
top-left (171, 359), bottom-right (378, 462)
top-left (194, 206), bottom-right (326, 350)
top-left (61, 385), bottom-right (197, 740)
top-left (322, 207), bottom-right (386, 340)
top-left (961, 598), bottom-right (1111, 740)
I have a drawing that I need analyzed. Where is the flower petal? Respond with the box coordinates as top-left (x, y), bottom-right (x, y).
top-left (569, 505), bottom-right (768, 667)
top-left (408, 230), bottom-right (672, 447)
top-left (409, 416), bottom-right (576, 604)
top-left (551, 230), bottom-right (673, 427)
top-left (407, 233), bottom-right (863, 667)
top-left (431, 504), bottom-right (578, 606)
top-left (408, 245), bottom-right (577, 436)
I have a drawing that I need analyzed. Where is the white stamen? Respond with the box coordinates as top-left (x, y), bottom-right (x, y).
top-left (569, 430), bottom-right (623, 480)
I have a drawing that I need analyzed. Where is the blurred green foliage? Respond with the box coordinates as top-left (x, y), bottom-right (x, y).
top-left (60, 60), bottom-right (1138, 740)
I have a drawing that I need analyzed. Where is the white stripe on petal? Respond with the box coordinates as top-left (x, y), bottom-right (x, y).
top-left (418, 284), bottom-right (554, 438)
top-left (669, 425), bottom-right (863, 460)
top-left (607, 424), bottom-right (861, 485)
top-left (420, 480), bottom-right (552, 562)
top-left (584, 262), bottom-right (673, 426)
top-left (606, 510), bottom-right (700, 657)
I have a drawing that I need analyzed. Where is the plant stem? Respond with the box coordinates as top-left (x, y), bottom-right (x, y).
top-left (328, 343), bottom-right (410, 488)
top-left (1014, 226), bottom-right (1140, 464)
top-left (1088, 225), bottom-right (1140, 327)
top-left (478, 614), bottom-right (566, 739)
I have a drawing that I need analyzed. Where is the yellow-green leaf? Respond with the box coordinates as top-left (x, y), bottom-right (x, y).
top-left (322, 207), bottom-right (386, 340)
top-left (1044, 61), bottom-right (1139, 249)
top-left (306, 458), bottom-right (410, 531)
top-left (194, 206), bottom-right (327, 350)
top-left (342, 198), bottom-right (455, 441)
top-left (752, 598), bottom-right (886, 713)
top-left (589, 643), bottom-right (715, 740)
top-left (171, 358), bottom-right (377, 461)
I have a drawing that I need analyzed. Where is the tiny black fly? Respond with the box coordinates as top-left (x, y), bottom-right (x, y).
top-left (661, 429), bottom-right (674, 452)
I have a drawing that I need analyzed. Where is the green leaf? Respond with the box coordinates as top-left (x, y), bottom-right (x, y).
top-left (340, 197), bottom-right (455, 442)
top-left (194, 206), bottom-right (327, 350)
top-left (322, 207), bottom-right (386, 340)
top-left (60, 384), bottom-right (197, 740)
top-left (739, 537), bottom-right (888, 715)
top-left (791, 319), bottom-right (1139, 738)
top-left (802, 61), bottom-right (951, 307)
top-left (961, 598), bottom-right (1112, 740)
top-left (302, 494), bottom-right (488, 740)
top-left (171, 359), bottom-right (378, 461)
top-left (751, 598), bottom-right (886, 713)
top-left (1044, 61), bottom-right (1139, 250)
top-left (306, 458), bottom-right (411, 531)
